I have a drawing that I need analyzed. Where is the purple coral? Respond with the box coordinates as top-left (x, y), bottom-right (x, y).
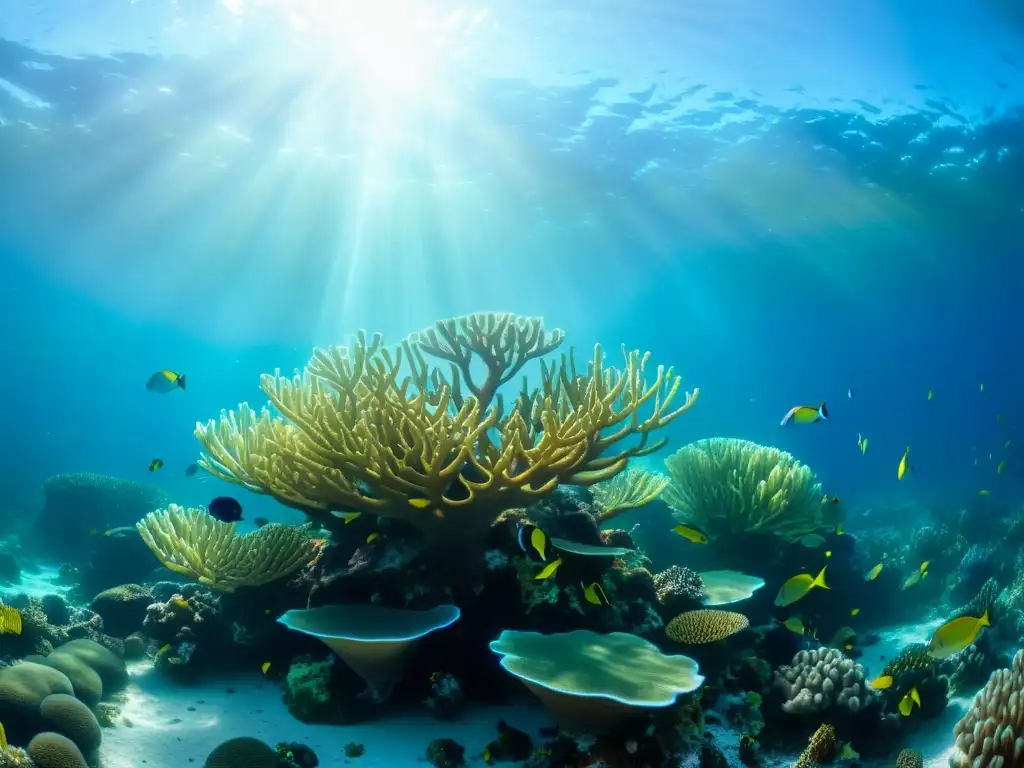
top-left (653, 566), bottom-right (705, 602)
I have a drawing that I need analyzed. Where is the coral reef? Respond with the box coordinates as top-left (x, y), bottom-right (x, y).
top-left (794, 724), bottom-right (836, 768)
top-left (897, 748), bottom-right (924, 768)
top-left (950, 649), bottom-right (1024, 768)
top-left (590, 468), bottom-right (670, 523)
top-left (90, 584), bottom-right (153, 638)
top-left (665, 610), bottom-right (750, 644)
top-left (773, 648), bottom-right (873, 714)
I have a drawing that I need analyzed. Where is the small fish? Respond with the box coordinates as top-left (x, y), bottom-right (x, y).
top-left (979, 489), bottom-right (990, 496)
top-left (518, 524), bottom-right (549, 561)
top-left (865, 563), bottom-right (883, 581)
top-left (870, 674), bottom-right (893, 690)
top-left (898, 686), bottom-right (922, 716)
top-left (780, 401), bottom-right (828, 427)
top-left (902, 570), bottom-right (926, 589)
top-left (581, 581), bottom-right (610, 606)
top-left (0, 720), bottom-right (6, 750)
top-left (208, 496), bottom-right (243, 522)
top-left (783, 616), bottom-right (807, 635)
top-left (843, 641), bottom-right (854, 651)
top-left (408, 498), bottom-right (432, 509)
top-left (850, 608), bottom-right (860, 616)
top-left (0, 606), bottom-right (22, 635)
top-left (825, 550), bottom-right (832, 558)
top-left (998, 460), bottom-right (1007, 474)
top-left (149, 459), bottom-right (164, 472)
top-left (366, 532), bottom-right (384, 544)
top-left (835, 523), bottom-right (844, 536)
top-left (774, 566), bottom-right (829, 607)
top-left (146, 369), bottom-right (187, 393)
top-left (980, 382), bottom-right (985, 393)
top-left (261, 662), bottom-right (272, 676)
top-left (534, 557), bottom-right (562, 581)
top-left (857, 433), bottom-right (868, 455)
top-left (928, 389), bottom-right (934, 400)
top-left (847, 388), bottom-right (853, 399)
top-left (671, 523), bottom-right (709, 544)
top-left (799, 534), bottom-right (826, 548)
top-left (184, 463), bottom-right (199, 477)
top-left (897, 445), bottom-right (910, 481)
top-left (330, 511), bottom-right (362, 524)
top-left (928, 610), bottom-right (990, 659)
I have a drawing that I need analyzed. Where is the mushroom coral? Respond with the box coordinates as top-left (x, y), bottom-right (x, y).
top-left (278, 604), bottom-right (460, 701)
top-left (195, 312), bottom-right (698, 543)
top-left (489, 629), bottom-right (704, 732)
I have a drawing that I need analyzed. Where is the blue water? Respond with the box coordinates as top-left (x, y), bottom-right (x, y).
top-left (0, 0), bottom-right (1022, 524)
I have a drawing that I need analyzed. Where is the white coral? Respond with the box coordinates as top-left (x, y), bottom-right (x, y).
top-left (773, 647), bottom-right (874, 715)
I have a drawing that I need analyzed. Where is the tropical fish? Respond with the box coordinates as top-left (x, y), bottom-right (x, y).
top-left (897, 445), bottom-right (910, 480)
top-left (261, 662), bottom-right (272, 676)
top-left (671, 523), bottom-right (709, 544)
top-left (799, 534), bottom-right (826, 548)
top-left (408, 498), bottom-right (432, 509)
top-left (780, 402), bottom-right (828, 427)
top-left (825, 550), bottom-right (832, 558)
top-left (850, 608), bottom-right (860, 616)
top-left (208, 496), bottom-right (243, 522)
top-left (865, 563), bottom-right (883, 581)
top-left (902, 561), bottom-right (929, 589)
top-left (581, 581), bottom-right (610, 606)
top-left (847, 388), bottom-right (854, 399)
top-left (927, 610), bottom-right (990, 659)
top-left (148, 459), bottom-right (164, 472)
top-left (857, 433), bottom-right (868, 455)
top-left (0, 720), bottom-right (6, 750)
top-left (518, 524), bottom-right (549, 561)
top-left (534, 557), bottom-right (562, 581)
top-left (830, 626), bottom-right (856, 649)
top-left (928, 389), bottom-right (934, 400)
top-left (998, 460), bottom-right (1007, 474)
top-left (783, 616), bottom-right (808, 635)
top-left (898, 687), bottom-right (922, 716)
top-left (835, 523), bottom-right (844, 536)
top-left (870, 675), bottom-right (893, 690)
top-left (774, 566), bottom-right (829, 607)
top-left (146, 369), bottom-right (187, 393)
top-left (184, 463), bottom-right (199, 477)
top-left (0, 606), bottom-right (22, 635)
top-left (843, 641), bottom-right (854, 651)
top-left (366, 532), bottom-right (384, 544)
top-left (330, 511), bottom-right (362, 524)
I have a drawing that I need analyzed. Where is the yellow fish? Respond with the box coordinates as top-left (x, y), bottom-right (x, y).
top-left (581, 581), bottom-right (610, 606)
top-left (671, 523), bottom-right (709, 544)
top-left (843, 641), bottom-right (854, 651)
top-left (927, 610), bottom-right (990, 659)
top-left (534, 557), bottom-right (562, 581)
top-left (146, 369), bottom-right (187, 393)
top-left (898, 687), bottom-right (922, 716)
top-left (780, 402), bottom-right (829, 426)
top-left (518, 525), bottom-right (549, 561)
top-left (366, 532), bottom-right (384, 544)
top-left (857, 433), bottom-right (868, 455)
top-left (897, 445), bottom-right (910, 480)
top-left (835, 523), bottom-right (844, 536)
top-left (870, 674), bottom-right (893, 690)
top-left (774, 566), bottom-right (828, 607)
top-left (850, 608), bottom-right (860, 616)
top-left (0, 720), bottom-right (6, 750)
top-left (979, 489), bottom-right (990, 496)
top-left (998, 460), bottom-right (1007, 475)
top-left (408, 498), bottom-right (432, 509)
top-left (330, 511), bottom-right (362, 524)
top-left (0, 606), bottom-right (22, 636)
top-left (825, 550), bottom-right (832, 558)
top-left (927, 389), bottom-right (934, 401)
top-left (783, 616), bottom-right (807, 635)
top-left (149, 458), bottom-right (164, 472)
top-left (261, 662), bottom-right (272, 676)
top-left (865, 563), bottom-right (883, 581)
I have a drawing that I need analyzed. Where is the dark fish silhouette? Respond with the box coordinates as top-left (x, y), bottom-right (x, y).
top-left (208, 496), bottom-right (243, 523)
top-left (184, 463), bottom-right (199, 477)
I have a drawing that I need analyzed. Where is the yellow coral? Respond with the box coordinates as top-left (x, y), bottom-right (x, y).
top-left (664, 438), bottom-right (823, 540)
top-left (136, 505), bottom-right (317, 592)
top-left (196, 313), bottom-right (698, 543)
top-left (590, 467), bottom-right (670, 523)
top-left (666, 609), bottom-right (750, 644)
top-left (795, 724), bottom-right (836, 768)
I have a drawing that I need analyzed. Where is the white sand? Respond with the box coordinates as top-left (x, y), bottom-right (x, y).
top-left (101, 662), bottom-right (553, 767)
top-left (0, 564), bottom-right (70, 601)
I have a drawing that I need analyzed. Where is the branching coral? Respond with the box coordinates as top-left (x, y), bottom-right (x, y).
top-left (663, 438), bottom-right (823, 540)
top-left (137, 505), bottom-right (318, 592)
top-left (773, 648), bottom-right (873, 714)
top-left (195, 312), bottom-right (698, 543)
top-left (951, 649), bottom-right (1024, 768)
top-left (590, 467), bottom-right (670, 523)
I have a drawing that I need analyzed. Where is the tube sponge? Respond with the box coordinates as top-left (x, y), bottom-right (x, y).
top-left (489, 629), bottom-right (704, 732)
top-left (773, 648), bottom-right (874, 715)
top-left (664, 438), bottom-right (823, 540)
top-left (950, 649), bottom-right (1024, 768)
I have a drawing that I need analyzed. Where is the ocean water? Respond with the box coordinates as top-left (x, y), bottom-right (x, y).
top-left (0, 1), bottom-right (1022, 767)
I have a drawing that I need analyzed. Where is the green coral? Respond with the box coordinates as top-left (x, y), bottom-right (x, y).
top-left (663, 438), bottom-right (823, 540)
top-left (284, 658), bottom-right (338, 724)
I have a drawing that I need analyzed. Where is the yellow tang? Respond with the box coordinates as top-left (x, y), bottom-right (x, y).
top-left (774, 566), bottom-right (828, 607)
top-left (927, 610), bottom-right (990, 659)
top-left (366, 532), bottom-right (383, 544)
top-left (671, 523), bottom-right (709, 544)
top-left (898, 687), bottom-right (921, 716)
top-left (518, 525), bottom-right (549, 561)
top-left (870, 674), bottom-right (893, 690)
top-left (0, 606), bottom-right (22, 636)
top-left (897, 445), bottom-right (910, 481)
top-left (261, 662), bottom-right (271, 676)
top-left (534, 557), bottom-right (562, 581)
top-left (581, 581), bottom-right (610, 606)
top-left (865, 563), bottom-right (883, 581)
top-left (782, 616), bottom-right (806, 636)
top-left (330, 511), bottom-right (362, 524)
top-left (780, 401), bottom-right (829, 426)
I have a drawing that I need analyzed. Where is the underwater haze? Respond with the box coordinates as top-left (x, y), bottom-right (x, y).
top-left (0, 1), bottom-right (1023, 766)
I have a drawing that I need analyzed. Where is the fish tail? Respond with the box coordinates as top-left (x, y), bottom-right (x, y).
top-left (812, 565), bottom-right (829, 590)
top-left (980, 609), bottom-right (990, 627)
top-left (818, 401), bottom-right (828, 419)
top-left (178, 374), bottom-right (187, 391)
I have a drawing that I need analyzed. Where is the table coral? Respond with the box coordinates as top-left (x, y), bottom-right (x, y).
top-left (774, 648), bottom-right (873, 714)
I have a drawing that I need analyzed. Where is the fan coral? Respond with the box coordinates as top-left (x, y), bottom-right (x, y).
top-left (774, 648), bottom-right (873, 714)
top-left (195, 313), bottom-right (698, 544)
top-left (795, 724), bottom-right (836, 768)
top-left (950, 649), bottom-right (1024, 768)
top-left (663, 438), bottom-right (823, 540)
top-left (653, 566), bottom-right (705, 602)
top-left (590, 468), bottom-right (670, 523)
top-left (665, 610), bottom-right (750, 644)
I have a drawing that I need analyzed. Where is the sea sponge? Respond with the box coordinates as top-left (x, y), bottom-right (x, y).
top-left (897, 749), bottom-right (924, 768)
top-left (90, 584), bottom-right (153, 637)
top-left (278, 604), bottom-right (460, 701)
top-left (39, 693), bottom-right (102, 755)
top-left (204, 736), bottom-right (278, 768)
top-left (665, 609), bottom-right (750, 644)
top-left (774, 648), bottom-right (873, 714)
top-left (27, 732), bottom-right (88, 768)
top-left (0, 662), bottom-right (75, 744)
top-left (794, 724), bottom-right (836, 768)
top-left (950, 648), bottom-right (1024, 768)
top-left (489, 629), bottom-right (704, 732)
top-left (663, 438), bottom-right (823, 540)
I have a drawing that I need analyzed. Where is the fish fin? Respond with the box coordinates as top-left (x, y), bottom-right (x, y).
top-left (780, 410), bottom-right (792, 426)
top-left (911, 687), bottom-right (921, 706)
top-left (819, 401), bottom-right (828, 419)
top-left (980, 609), bottom-right (990, 627)
top-left (813, 566), bottom-right (829, 590)
top-left (408, 498), bottom-right (432, 508)
top-left (178, 373), bottom-right (186, 391)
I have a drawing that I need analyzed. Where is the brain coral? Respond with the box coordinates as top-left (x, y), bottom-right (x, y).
top-left (774, 648), bottom-right (874, 714)
top-left (0, 662), bottom-right (75, 744)
top-left (204, 737), bottom-right (278, 768)
top-left (27, 732), bottom-right (88, 768)
top-left (38, 639), bottom-right (128, 706)
top-left (39, 693), bottom-right (102, 755)
top-left (950, 649), bottom-right (1024, 768)
top-left (666, 609), bottom-right (750, 644)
